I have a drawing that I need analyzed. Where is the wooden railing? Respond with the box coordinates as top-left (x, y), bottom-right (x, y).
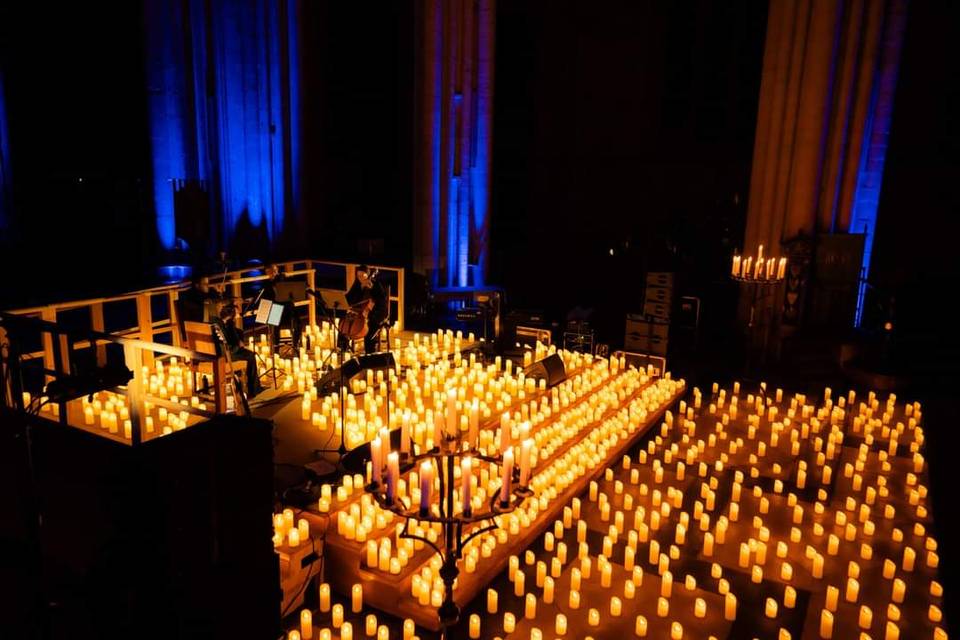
top-left (2, 258), bottom-right (406, 374)
top-left (0, 312), bottom-right (220, 445)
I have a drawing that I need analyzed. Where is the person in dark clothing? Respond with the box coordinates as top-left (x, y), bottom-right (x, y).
top-left (214, 304), bottom-right (263, 397)
top-left (344, 264), bottom-right (389, 354)
top-left (262, 264), bottom-right (301, 350)
top-left (178, 274), bottom-right (218, 323)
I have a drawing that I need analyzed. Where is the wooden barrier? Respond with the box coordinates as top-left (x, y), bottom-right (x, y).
top-left (3, 258), bottom-right (405, 378)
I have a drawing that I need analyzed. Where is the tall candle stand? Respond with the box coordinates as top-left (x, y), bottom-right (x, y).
top-left (366, 434), bottom-right (532, 638)
top-left (731, 248), bottom-right (786, 375)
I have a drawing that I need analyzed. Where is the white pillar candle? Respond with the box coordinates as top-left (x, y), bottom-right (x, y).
top-left (635, 615), bottom-right (648, 637)
top-left (446, 388), bottom-right (457, 436)
top-left (487, 588), bottom-right (498, 614)
top-left (519, 439), bottom-right (533, 487)
top-left (385, 452), bottom-right (399, 504)
top-left (352, 583), bottom-right (363, 613)
top-left (469, 614), bottom-right (481, 639)
top-left (370, 437), bottom-right (383, 485)
top-left (419, 460), bottom-right (433, 515)
top-left (500, 448), bottom-right (514, 505)
top-left (300, 610), bottom-right (312, 639)
top-left (461, 456), bottom-right (473, 515)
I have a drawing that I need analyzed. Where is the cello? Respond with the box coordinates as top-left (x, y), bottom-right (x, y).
top-left (338, 268), bottom-right (379, 341)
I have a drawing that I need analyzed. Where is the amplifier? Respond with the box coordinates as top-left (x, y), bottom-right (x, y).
top-left (456, 307), bottom-right (483, 322)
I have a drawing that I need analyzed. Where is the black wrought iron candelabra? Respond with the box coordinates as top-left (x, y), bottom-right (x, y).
top-left (365, 433), bottom-right (532, 638)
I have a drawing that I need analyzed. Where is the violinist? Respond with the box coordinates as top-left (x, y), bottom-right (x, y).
top-left (263, 264), bottom-right (301, 349)
top-left (344, 264), bottom-right (389, 354)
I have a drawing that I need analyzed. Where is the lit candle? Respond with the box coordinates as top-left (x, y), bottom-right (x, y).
top-left (588, 608), bottom-right (600, 627)
top-left (695, 597), bottom-right (706, 618)
top-left (657, 597), bottom-right (669, 617)
top-left (555, 613), bottom-right (567, 636)
top-left (352, 583), bottom-right (363, 613)
top-left (544, 576), bottom-right (555, 603)
top-left (487, 588), bottom-right (498, 614)
top-left (420, 460), bottom-right (433, 516)
top-left (469, 399), bottom-right (479, 447)
top-left (461, 456), bottom-right (473, 516)
top-left (725, 593), bottom-right (737, 621)
top-left (500, 448), bottom-right (514, 505)
top-left (671, 621), bottom-right (683, 640)
top-left (319, 583), bottom-right (330, 612)
top-left (859, 605), bottom-right (873, 630)
top-left (300, 609), bottom-right (312, 639)
top-left (765, 598), bottom-right (778, 618)
top-left (519, 439), bottom-right (533, 487)
top-left (446, 387), bottom-right (457, 436)
top-left (820, 610), bottom-right (833, 638)
top-left (886, 621), bottom-right (900, 640)
top-left (500, 412), bottom-right (511, 453)
top-left (525, 593), bottom-right (537, 619)
top-left (845, 577), bottom-right (859, 603)
top-left (401, 412), bottom-right (411, 455)
top-left (332, 604), bottom-right (343, 628)
top-left (469, 614), bottom-right (481, 639)
top-left (365, 614), bottom-right (377, 636)
top-left (370, 436), bottom-right (383, 485)
top-left (569, 589), bottom-right (580, 609)
top-left (892, 578), bottom-right (905, 603)
top-left (386, 451), bottom-right (399, 504)
top-left (635, 615), bottom-right (648, 637)
top-left (825, 586), bottom-right (838, 611)
top-left (611, 596), bottom-right (622, 616)
top-left (503, 612), bottom-right (516, 633)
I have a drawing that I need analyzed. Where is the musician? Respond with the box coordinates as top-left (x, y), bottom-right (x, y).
top-left (178, 274), bottom-right (219, 323)
top-left (214, 304), bottom-right (263, 397)
top-left (345, 264), bottom-right (389, 354)
top-left (262, 264), bottom-right (301, 349)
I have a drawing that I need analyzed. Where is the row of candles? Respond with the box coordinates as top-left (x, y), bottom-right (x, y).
top-left (282, 370), bottom-right (684, 639)
top-left (412, 382), bottom-right (937, 639)
top-left (338, 359), bottom-right (671, 577)
top-left (732, 244), bottom-right (787, 280)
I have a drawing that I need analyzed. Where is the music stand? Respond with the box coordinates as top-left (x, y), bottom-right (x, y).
top-left (311, 289), bottom-right (354, 471)
top-left (255, 298), bottom-right (284, 388)
top-left (274, 281), bottom-right (308, 355)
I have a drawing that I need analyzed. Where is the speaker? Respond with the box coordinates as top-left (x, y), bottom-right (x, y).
top-left (522, 353), bottom-right (566, 387)
top-left (315, 352), bottom-right (397, 395)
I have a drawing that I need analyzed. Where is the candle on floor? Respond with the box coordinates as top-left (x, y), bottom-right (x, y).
top-left (611, 596), bottom-right (622, 616)
top-left (487, 588), bottom-right (498, 613)
top-left (365, 614), bottom-right (377, 636)
top-left (859, 605), bottom-right (873, 630)
top-left (525, 593), bottom-right (537, 619)
top-left (503, 612), bottom-right (516, 634)
top-left (820, 610), bottom-right (833, 638)
top-left (725, 593), bottom-right (737, 621)
top-left (332, 604), bottom-right (343, 628)
top-left (352, 583), bottom-right (363, 613)
top-left (658, 597), bottom-right (670, 617)
top-left (588, 608), bottom-right (600, 627)
top-left (500, 448), bottom-right (514, 505)
top-left (319, 584), bottom-right (330, 612)
top-left (766, 598), bottom-right (778, 618)
top-left (539, 575), bottom-right (553, 603)
top-left (300, 609), bottom-right (312, 639)
top-left (555, 613), bottom-right (567, 636)
top-left (695, 597), bottom-right (706, 618)
top-left (340, 622), bottom-right (352, 640)
top-left (671, 621), bottom-right (683, 640)
top-left (569, 589), bottom-right (580, 609)
top-left (846, 577), bottom-right (859, 603)
top-left (469, 614), bottom-right (481, 639)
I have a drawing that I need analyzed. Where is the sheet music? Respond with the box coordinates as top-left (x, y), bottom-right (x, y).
top-left (255, 299), bottom-right (272, 324)
top-left (267, 302), bottom-right (285, 327)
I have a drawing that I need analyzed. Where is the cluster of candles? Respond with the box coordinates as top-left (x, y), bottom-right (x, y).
top-left (283, 364), bottom-right (684, 639)
top-left (308, 355), bottom-right (685, 636)
top-left (353, 356), bottom-right (670, 573)
top-left (273, 508), bottom-right (312, 549)
top-left (445, 383), bottom-right (946, 640)
top-left (300, 337), bottom-right (583, 455)
top-left (732, 244), bottom-right (787, 281)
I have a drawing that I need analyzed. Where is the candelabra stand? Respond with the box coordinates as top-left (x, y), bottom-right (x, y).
top-left (731, 273), bottom-right (784, 376)
top-left (366, 435), bottom-right (532, 638)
